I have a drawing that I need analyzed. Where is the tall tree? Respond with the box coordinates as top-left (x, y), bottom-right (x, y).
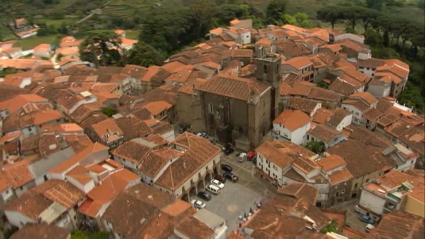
top-left (188, 0), bottom-right (218, 39)
top-left (343, 7), bottom-right (362, 31)
top-left (139, 6), bottom-right (191, 54)
top-left (79, 31), bottom-right (121, 66)
top-left (317, 6), bottom-right (342, 29)
top-left (266, 0), bottom-right (288, 25)
top-left (125, 41), bottom-right (165, 67)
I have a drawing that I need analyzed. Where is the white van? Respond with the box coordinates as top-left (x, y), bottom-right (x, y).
top-left (365, 224), bottom-right (375, 233)
top-left (206, 184), bottom-right (220, 195)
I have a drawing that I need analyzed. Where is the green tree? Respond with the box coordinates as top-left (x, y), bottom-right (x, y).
top-left (188, 0), bottom-right (218, 39)
top-left (56, 53), bottom-right (64, 61)
top-left (266, 0), bottom-right (288, 25)
top-left (91, 231), bottom-right (110, 239)
top-left (317, 6), bottom-right (342, 29)
top-left (139, 6), bottom-right (192, 54)
top-left (282, 14), bottom-right (296, 25)
top-left (102, 107), bottom-right (117, 117)
top-left (79, 31), bottom-right (122, 66)
top-left (364, 29), bottom-right (383, 47)
top-left (366, 0), bottom-right (384, 11)
top-left (305, 141), bottom-right (325, 154)
top-left (125, 41), bottom-right (165, 67)
top-left (293, 12), bottom-right (311, 28)
top-left (71, 230), bottom-right (89, 239)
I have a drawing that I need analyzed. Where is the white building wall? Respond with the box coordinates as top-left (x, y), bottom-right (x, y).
top-left (161, 129), bottom-right (175, 142)
top-left (358, 67), bottom-right (375, 77)
top-left (359, 189), bottom-right (386, 215)
top-left (1, 187), bottom-right (14, 202)
top-left (358, 52), bottom-right (371, 60)
top-left (113, 156), bottom-right (138, 170)
top-left (335, 115), bottom-right (352, 132)
top-left (310, 103), bottom-right (322, 117)
top-left (341, 104), bottom-right (364, 125)
top-left (335, 34), bottom-right (365, 44)
top-left (240, 31), bottom-right (251, 45)
top-left (4, 210), bottom-right (37, 227)
top-left (368, 83), bottom-right (391, 99)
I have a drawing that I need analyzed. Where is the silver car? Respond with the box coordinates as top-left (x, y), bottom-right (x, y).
top-left (191, 199), bottom-right (206, 209)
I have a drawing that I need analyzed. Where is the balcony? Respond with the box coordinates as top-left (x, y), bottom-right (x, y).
top-left (386, 192), bottom-right (402, 203)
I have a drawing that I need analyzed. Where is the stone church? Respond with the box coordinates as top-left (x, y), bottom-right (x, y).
top-left (179, 47), bottom-right (282, 151)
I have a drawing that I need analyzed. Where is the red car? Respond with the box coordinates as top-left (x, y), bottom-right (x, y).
top-left (214, 175), bottom-right (226, 183)
top-left (247, 151), bottom-right (256, 161)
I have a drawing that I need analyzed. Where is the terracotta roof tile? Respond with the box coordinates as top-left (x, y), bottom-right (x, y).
top-left (162, 61), bottom-right (186, 73)
top-left (328, 168), bottom-right (353, 185)
top-left (328, 78), bottom-right (356, 96)
top-left (327, 139), bottom-right (395, 177)
top-left (255, 141), bottom-right (297, 169)
top-left (327, 108), bottom-right (351, 127)
top-left (273, 109), bottom-right (311, 131)
top-left (195, 73), bottom-right (270, 101)
top-left (102, 192), bottom-right (159, 237)
top-left (143, 101), bottom-right (172, 116)
top-left (342, 99), bottom-right (370, 112)
top-left (283, 56), bottom-right (313, 69)
top-left (138, 148), bottom-right (182, 178)
top-left (350, 92), bottom-right (378, 105)
top-left (112, 140), bottom-right (152, 164)
top-left (155, 133), bottom-right (220, 190)
top-left (308, 124), bottom-right (343, 143)
top-left (175, 216), bottom-right (214, 239)
top-left (367, 210), bottom-right (423, 239)
top-left (363, 108), bottom-right (383, 122)
top-left (277, 182), bottom-right (319, 205)
top-left (316, 154), bottom-right (346, 172)
top-left (38, 180), bottom-right (85, 209)
top-left (3, 159), bottom-right (34, 188)
top-left (10, 223), bottom-right (69, 239)
top-left (4, 192), bottom-right (51, 220)
top-left (287, 97), bottom-right (320, 115)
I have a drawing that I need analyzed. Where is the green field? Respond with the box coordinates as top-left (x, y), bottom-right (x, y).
top-left (35, 18), bottom-right (77, 28)
top-left (125, 30), bottom-right (140, 40)
top-left (13, 35), bottom-right (57, 50)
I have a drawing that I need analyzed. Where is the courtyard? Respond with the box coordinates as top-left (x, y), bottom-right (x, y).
top-left (194, 150), bottom-right (277, 236)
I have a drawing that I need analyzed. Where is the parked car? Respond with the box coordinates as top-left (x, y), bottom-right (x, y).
top-left (223, 147), bottom-right (234, 155)
top-left (191, 199), bottom-right (206, 209)
top-left (196, 132), bottom-right (207, 137)
top-left (206, 184), bottom-right (220, 195)
top-left (354, 205), bottom-right (361, 213)
top-left (197, 191), bottom-right (212, 201)
top-left (223, 171), bottom-right (238, 182)
top-left (214, 175), bottom-right (226, 183)
top-left (365, 224), bottom-right (375, 233)
top-left (247, 151), bottom-right (256, 161)
top-left (210, 179), bottom-right (225, 189)
top-left (359, 215), bottom-right (375, 224)
top-left (221, 164), bottom-right (232, 172)
top-left (238, 153), bottom-right (247, 163)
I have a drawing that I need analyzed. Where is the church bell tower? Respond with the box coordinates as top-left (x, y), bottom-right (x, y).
top-left (254, 46), bottom-right (282, 121)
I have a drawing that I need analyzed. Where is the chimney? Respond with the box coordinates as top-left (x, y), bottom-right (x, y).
top-left (183, 162), bottom-right (187, 169)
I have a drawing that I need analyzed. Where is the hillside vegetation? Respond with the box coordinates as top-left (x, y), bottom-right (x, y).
top-left (1, 0), bottom-right (424, 112)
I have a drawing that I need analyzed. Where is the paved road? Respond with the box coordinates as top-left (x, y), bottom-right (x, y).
top-left (331, 199), bottom-right (369, 233)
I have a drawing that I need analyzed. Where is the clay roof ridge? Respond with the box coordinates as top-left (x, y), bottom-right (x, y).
top-left (170, 164), bottom-right (175, 190)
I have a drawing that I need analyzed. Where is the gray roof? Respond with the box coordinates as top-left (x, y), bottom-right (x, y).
top-left (194, 209), bottom-right (225, 230)
top-left (29, 147), bottom-right (75, 178)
